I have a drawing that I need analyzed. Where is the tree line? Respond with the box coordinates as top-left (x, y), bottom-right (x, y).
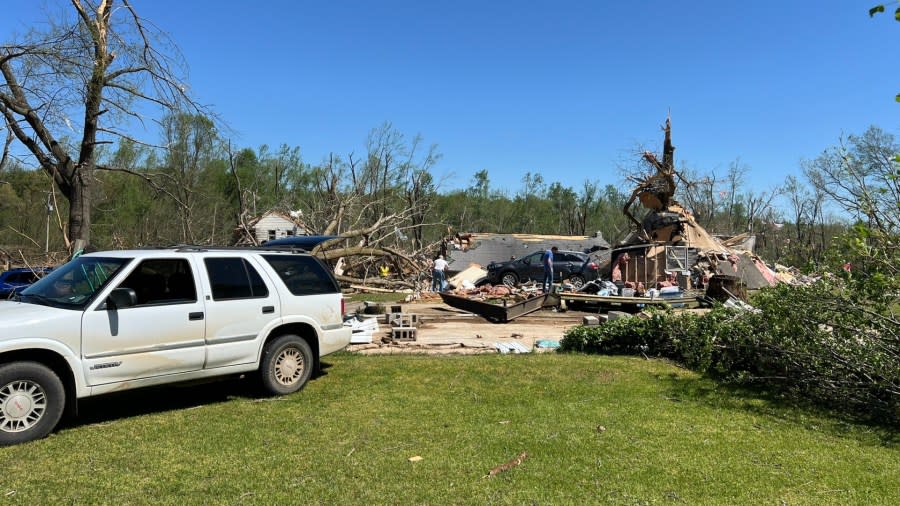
top-left (1, 110), bottom-right (896, 274)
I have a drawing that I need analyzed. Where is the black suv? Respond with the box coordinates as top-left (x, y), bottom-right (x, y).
top-left (485, 250), bottom-right (599, 288)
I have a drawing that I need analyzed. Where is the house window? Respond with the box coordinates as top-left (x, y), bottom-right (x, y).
top-left (268, 230), bottom-right (276, 241)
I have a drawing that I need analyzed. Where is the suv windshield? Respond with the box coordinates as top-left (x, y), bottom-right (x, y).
top-left (19, 256), bottom-right (132, 310)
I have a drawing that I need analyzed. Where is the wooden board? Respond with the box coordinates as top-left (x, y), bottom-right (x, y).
top-left (439, 292), bottom-right (548, 323)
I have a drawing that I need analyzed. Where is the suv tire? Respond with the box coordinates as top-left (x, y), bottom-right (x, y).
top-left (500, 271), bottom-right (519, 287)
top-left (0, 362), bottom-right (65, 446)
top-left (259, 334), bottom-right (314, 396)
top-left (569, 274), bottom-right (586, 289)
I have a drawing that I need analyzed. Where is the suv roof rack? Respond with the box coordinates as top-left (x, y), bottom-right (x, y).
top-left (125, 244), bottom-right (314, 254)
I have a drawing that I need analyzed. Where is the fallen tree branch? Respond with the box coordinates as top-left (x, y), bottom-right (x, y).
top-left (486, 451), bottom-right (528, 478)
top-left (335, 274), bottom-right (416, 289)
top-left (348, 284), bottom-right (407, 293)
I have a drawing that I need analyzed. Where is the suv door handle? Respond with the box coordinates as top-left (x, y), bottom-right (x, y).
top-left (262, 306), bottom-right (274, 314)
top-left (189, 312), bottom-right (204, 321)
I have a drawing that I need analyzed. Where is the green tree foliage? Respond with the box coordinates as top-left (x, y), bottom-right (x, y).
top-left (870, 3), bottom-right (900, 101)
top-left (0, 164), bottom-right (62, 253)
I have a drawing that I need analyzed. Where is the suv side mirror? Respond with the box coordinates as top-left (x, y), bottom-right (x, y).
top-left (107, 287), bottom-right (137, 309)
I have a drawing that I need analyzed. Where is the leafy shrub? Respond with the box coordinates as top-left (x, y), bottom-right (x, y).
top-left (560, 280), bottom-right (900, 425)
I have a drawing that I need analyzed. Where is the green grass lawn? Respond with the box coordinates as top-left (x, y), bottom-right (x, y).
top-left (2, 354), bottom-right (897, 505)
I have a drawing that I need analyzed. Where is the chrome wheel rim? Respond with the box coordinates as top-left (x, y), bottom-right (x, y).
top-left (501, 273), bottom-right (517, 287)
top-left (274, 347), bottom-right (304, 386)
top-left (0, 380), bottom-right (47, 433)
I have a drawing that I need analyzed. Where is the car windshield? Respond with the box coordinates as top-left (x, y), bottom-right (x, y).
top-left (18, 256), bottom-right (132, 310)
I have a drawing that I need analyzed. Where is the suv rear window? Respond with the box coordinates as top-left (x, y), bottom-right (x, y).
top-left (262, 255), bottom-right (340, 295)
top-left (557, 252), bottom-right (584, 262)
top-left (204, 257), bottom-right (269, 300)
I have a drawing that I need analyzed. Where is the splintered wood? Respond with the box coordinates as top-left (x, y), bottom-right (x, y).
top-left (487, 451), bottom-right (528, 477)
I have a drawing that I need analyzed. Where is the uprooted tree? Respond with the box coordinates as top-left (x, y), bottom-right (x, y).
top-left (291, 123), bottom-right (444, 289)
top-left (0, 0), bottom-right (202, 251)
top-left (217, 121), bottom-right (445, 289)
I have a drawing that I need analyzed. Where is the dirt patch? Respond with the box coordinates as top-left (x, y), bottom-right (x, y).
top-left (346, 301), bottom-right (601, 354)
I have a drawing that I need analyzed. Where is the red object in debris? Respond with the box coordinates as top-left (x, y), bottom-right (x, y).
top-left (588, 262), bottom-right (598, 270)
top-left (490, 285), bottom-right (511, 296)
top-left (727, 254), bottom-right (740, 273)
top-left (842, 262), bottom-right (852, 272)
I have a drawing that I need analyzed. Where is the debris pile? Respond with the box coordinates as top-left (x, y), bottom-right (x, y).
top-left (609, 117), bottom-right (798, 298)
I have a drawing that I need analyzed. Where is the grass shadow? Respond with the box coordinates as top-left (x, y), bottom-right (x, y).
top-left (59, 377), bottom-right (257, 430)
top-left (57, 361), bottom-right (335, 431)
top-left (652, 370), bottom-right (899, 447)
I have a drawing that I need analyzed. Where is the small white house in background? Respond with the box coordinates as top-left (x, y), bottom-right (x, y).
top-left (248, 211), bottom-right (307, 243)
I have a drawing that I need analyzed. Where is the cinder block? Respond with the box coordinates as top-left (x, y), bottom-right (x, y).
top-left (391, 327), bottom-right (417, 341)
top-left (582, 315), bottom-right (600, 326)
top-left (387, 313), bottom-right (420, 327)
top-left (607, 311), bottom-right (632, 321)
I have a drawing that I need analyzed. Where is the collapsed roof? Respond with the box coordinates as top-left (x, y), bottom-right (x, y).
top-left (444, 232), bottom-right (610, 273)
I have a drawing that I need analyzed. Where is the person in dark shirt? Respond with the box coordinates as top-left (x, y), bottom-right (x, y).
top-left (541, 246), bottom-right (558, 293)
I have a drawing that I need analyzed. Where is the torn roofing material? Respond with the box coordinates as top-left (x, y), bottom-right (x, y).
top-left (445, 232), bottom-right (610, 273)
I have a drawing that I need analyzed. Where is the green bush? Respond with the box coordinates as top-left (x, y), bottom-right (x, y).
top-left (560, 280), bottom-right (900, 425)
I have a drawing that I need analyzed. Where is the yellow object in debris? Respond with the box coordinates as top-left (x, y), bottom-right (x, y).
top-left (379, 265), bottom-right (390, 277)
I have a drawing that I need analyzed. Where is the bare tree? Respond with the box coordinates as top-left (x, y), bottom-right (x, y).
top-left (724, 160), bottom-right (748, 232)
top-left (803, 127), bottom-right (900, 234)
top-left (0, 0), bottom-right (202, 250)
top-left (575, 180), bottom-right (599, 236)
top-left (0, 117), bottom-right (12, 173)
top-left (162, 112), bottom-right (217, 243)
top-left (675, 165), bottom-right (718, 228)
top-left (743, 184), bottom-right (781, 234)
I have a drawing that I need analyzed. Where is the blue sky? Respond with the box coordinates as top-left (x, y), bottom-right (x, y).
top-left (3, 1), bottom-right (899, 195)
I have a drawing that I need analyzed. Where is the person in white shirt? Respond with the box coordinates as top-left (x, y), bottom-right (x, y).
top-left (432, 255), bottom-right (449, 291)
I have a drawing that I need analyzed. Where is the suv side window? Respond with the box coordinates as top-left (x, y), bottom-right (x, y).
top-left (522, 252), bottom-right (542, 265)
top-left (262, 255), bottom-right (340, 295)
top-left (205, 257), bottom-right (269, 301)
top-left (119, 258), bottom-right (197, 306)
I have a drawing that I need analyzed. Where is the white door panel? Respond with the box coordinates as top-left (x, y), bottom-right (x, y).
top-left (200, 255), bottom-right (280, 369)
top-left (81, 303), bottom-right (206, 385)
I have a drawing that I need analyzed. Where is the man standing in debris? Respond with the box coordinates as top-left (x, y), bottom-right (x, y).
top-left (542, 246), bottom-right (558, 293)
top-left (432, 255), bottom-right (449, 292)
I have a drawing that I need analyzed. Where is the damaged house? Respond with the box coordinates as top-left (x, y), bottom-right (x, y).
top-left (608, 118), bottom-right (779, 297)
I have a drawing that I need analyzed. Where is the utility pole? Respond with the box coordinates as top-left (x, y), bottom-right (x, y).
top-left (45, 190), bottom-right (53, 253)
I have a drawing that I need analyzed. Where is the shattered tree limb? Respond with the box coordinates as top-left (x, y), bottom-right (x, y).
top-left (623, 116), bottom-right (678, 234)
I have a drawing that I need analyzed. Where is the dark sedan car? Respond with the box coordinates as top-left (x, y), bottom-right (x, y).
top-left (485, 250), bottom-right (599, 288)
top-left (0, 267), bottom-right (53, 298)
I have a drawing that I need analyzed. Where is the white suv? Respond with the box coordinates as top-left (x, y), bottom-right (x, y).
top-left (0, 247), bottom-right (351, 445)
